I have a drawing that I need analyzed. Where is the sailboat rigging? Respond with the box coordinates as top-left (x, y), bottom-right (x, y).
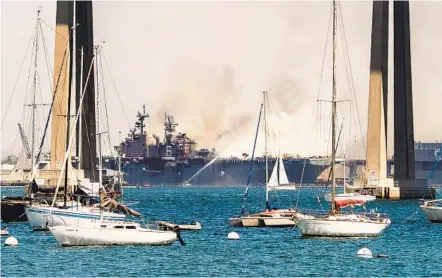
top-left (324, 118), bottom-right (375, 202)
top-left (229, 91), bottom-right (299, 228)
top-left (293, 0), bottom-right (391, 237)
top-left (24, 4), bottom-right (132, 229)
top-left (0, 9), bottom-right (59, 223)
top-left (48, 44), bottom-right (183, 247)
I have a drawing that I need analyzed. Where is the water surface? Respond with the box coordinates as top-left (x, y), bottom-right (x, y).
top-left (1, 187), bottom-right (441, 277)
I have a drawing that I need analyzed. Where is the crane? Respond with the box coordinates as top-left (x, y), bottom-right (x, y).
top-left (18, 123), bottom-right (32, 159)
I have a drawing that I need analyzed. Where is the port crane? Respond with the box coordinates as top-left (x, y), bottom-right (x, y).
top-left (18, 123), bottom-right (32, 159)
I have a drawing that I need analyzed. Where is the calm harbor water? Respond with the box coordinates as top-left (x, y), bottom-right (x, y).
top-left (1, 186), bottom-right (441, 277)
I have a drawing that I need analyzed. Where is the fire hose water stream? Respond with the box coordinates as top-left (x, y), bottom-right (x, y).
top-left (183, 155), bottom-right (220, 184)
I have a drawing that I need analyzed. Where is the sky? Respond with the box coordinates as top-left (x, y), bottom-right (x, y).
top-left (1, 0), bottom-right (442, 160)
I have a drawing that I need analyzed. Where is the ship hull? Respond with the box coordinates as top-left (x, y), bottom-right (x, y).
top-left (105, 158), bottom-right (326, 186)
top-left (1, 197), bottom-right (30, 222)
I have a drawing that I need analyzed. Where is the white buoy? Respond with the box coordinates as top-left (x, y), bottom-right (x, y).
top-left (357, 247), bottom-right (373, 258)
top-left (4, 236), bottom-right (18, 247)
top-left (228, 232), bottom-right (240, 240)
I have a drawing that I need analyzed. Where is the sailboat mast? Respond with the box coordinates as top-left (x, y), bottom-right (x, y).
top-left (30, 11), bottom-right (40, 177)
top-left (331, 0), bottom-right (337, 213)
top-left (277, 154), bottom-right (280, 185)
top-left (63, 4), bottom-right (77, 206)
top-left (343, 117), bottom-right (346, 192)
top-left (264, 91), bottom-right (270, 210)
top-left (72, 0), bottom-right (77, 166)
top-left (95, 45), bottom-right (104, 222)
top-left (95, 45), bottom-right (103, 190)
top-left (78, 46), bottom-right (84, 167)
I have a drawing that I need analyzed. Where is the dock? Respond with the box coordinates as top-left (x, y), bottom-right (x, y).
top-left (349, 178), bottom-right (435, 200)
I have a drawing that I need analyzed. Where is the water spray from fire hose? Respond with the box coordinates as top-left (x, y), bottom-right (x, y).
top-left (183, 155), bottom-right (220, 184)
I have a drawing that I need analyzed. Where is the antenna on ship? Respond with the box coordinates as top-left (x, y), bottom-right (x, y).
top-left (136, 104), bottom-right (148, 135)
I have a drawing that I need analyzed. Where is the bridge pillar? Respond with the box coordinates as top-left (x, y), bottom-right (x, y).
top-left (365, 0), bottom-right (390, 187)
top-left (393, 0), bottom-right (415, 181)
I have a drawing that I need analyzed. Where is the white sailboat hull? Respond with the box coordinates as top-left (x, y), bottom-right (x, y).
top-left (241, 217), bottom-right (261, 227)
top-left (296, 215), bottom-right (390, 237)
top-left (324, 193), bottom-right (376, 202)
top-left (231, 209), bottom-right (300, 227)
top-left (49, 224), bottom-right (177, 246)
top-left (262, 217), bottom-right (296, 227)
top-left (25, 205), bottom-right (125, 230)
top-left (229, 217), bottom-right (243, 227)
top-left (420, 202), bottom-right (442, 223)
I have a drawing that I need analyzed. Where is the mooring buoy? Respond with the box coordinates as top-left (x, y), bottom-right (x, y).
top-left (228, 232), bottom-right (240, 240)
top-left (357, 247), bottom-right (373, 258)
top-left (4, 236), bottom-right (18, 247)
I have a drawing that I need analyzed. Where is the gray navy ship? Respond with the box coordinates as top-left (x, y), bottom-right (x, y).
top-left (103, 106), bottom-right (330, 186)
top-left (403, 142), bottom-right (442, 185)
top-left (103, 106), bottom-right (442, 186)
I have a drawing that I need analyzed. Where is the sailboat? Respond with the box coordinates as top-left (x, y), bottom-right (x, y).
top-left (48, 41), bottom-right (182, 247)
top-left (268, 155), bottom-right (297, 191)
top-left (25, 7), bottom-right (128, 230)
top-left (293, 0), bottom-right (390, 237)
top-left (324, 119), bottom-right (375, 202)
top-left (1, 9), bottom-right (55, 223)
top-left (420, 149), bottom-right (442, 222)
top-left (421, 200), bottom-right (442, 223)
top-left (229, 91), bottom-right (299, 228)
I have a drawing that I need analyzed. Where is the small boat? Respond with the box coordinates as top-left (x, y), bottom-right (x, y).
top-left (420, 200), bottom-right (442, 223)
top-left (182, 182), bottom-right (191, 187)
top-left (229, 92), bottom-right (299, 228)
top-left (157, 221), bottom-right (201, 231)
top-left (1, 196), bottom-right (31, 222)
top-left (1, 228), bottom-right (9, 236)
top-left (419, 146), bottom-right (441, 223)
top-left (229, 209), bottom-right (300, 227)
top-left (324, 192), bottom-right (376, 202)
top-left (49, 220), bottom-right (182, 247)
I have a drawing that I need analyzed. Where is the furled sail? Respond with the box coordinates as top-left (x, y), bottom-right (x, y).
top-left (335, 199), bottom-right (365, 210)
top-left (99, 189), bottom-right (141, 217)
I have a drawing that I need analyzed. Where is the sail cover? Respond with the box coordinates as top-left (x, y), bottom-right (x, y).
top-left (335, 199), bottom-right (365, 210)
top-left (99, 189), bottom-right (141, 217)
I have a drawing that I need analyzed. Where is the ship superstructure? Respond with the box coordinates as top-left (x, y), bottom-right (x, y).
top-left (114, 105), bottom-right (216, 166)
top-left (104, 106), bottom-right (329, 186)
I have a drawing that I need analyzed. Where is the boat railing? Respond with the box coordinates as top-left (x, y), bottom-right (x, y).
top-left (44, 214), bottom-right (68, 227)
top-left (294, 208), bottom-right (389, 219)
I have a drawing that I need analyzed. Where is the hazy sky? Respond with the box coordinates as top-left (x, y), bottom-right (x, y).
top-left (1, 0), bottom-right (441, 159)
